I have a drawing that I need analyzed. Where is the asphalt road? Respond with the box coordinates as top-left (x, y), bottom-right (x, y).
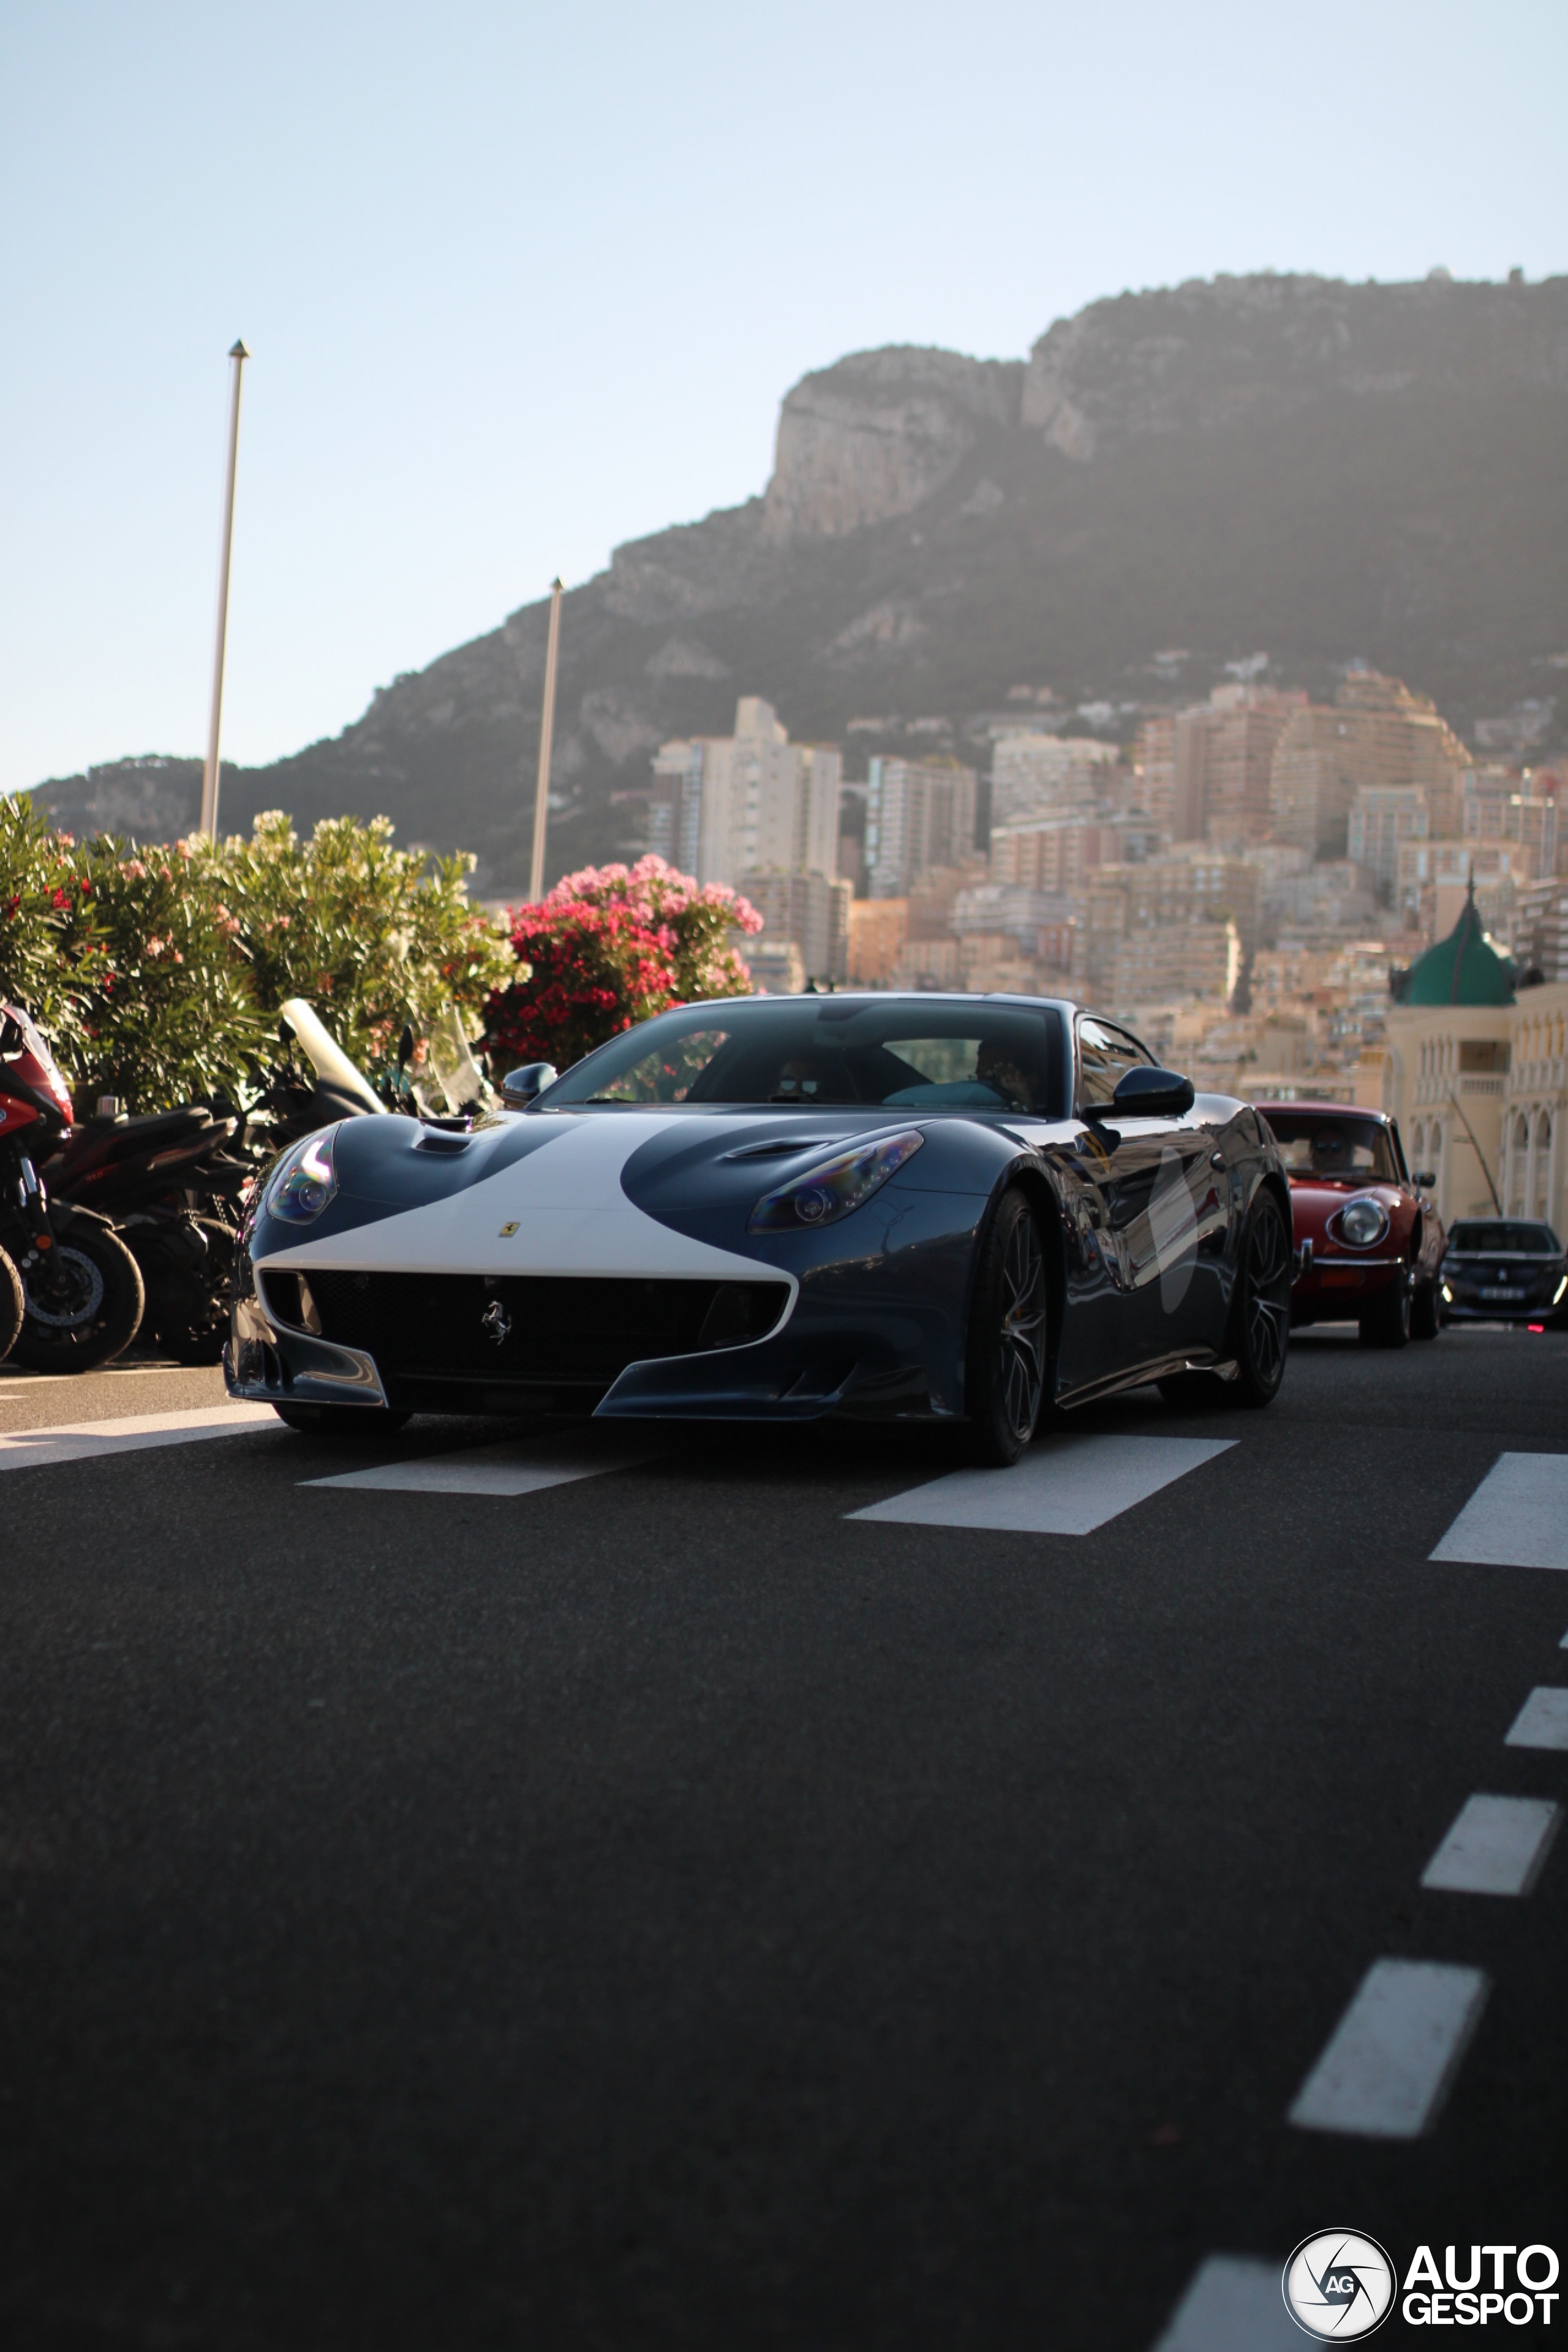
top-left (0, 1325), bottom-right (1565, 2349)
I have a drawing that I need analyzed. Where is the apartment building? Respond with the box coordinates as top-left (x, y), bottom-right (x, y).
top-left (1269, 671), bottom-right (1466, 858)
top-left (736, 870), bottom-right (852, 985)
top-left (1348, 784), bottom-right (1430, 894)
top-left (989, 816), bottom-right (1126, 894)
top-left (1110, 921), bottom-right (1242, 1011)
top-left (649, 698), bottom-right (841, 889)
top-left (1170, 686), bottom-right (1306, 844)
top-left (1461, 768), bottom-right (1561, 879)
top-left (864, 757), bottom-right (978, 897)
top-left (990, 733), bottom-right (1121, 826)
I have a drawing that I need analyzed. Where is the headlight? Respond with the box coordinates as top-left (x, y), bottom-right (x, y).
top-left (1441, 1282), bottom-right (1453, 1302)
top-left (263, 1126), bottom-right (339, 1224)
top-left (748, 1129), bottom-right (924, 1234)
top-left (1337, 1194), bottom-right (1389, 1248)
top-left (1554, 1275), bottom-right (1567, 1306)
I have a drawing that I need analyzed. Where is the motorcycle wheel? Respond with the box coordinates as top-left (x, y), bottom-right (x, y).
top-left (153, 1216), bottom-right (237, 1366)
top-left (0, 1246), bottom-right (23, 1361)
top-left (11, 1226), bottom-right (145, 1373)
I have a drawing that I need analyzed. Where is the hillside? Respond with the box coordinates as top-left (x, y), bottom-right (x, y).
top-left (35, 271), bottom-right (1568, 891)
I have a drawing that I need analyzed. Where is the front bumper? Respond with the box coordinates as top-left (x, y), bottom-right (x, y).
top-left (1289, 1253), bottom-right (1406, 1324)
top-left (225, 1212), bottom-right (978, 1424)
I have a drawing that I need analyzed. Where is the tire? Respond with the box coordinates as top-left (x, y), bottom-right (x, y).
top-left (152, 1218), bottom-right (237, 1365)
top-left (1360, 1267), bottom-right (1412, 1351)
top-left (273, 1402), bottom-right (411, 1441)
top-left (963, 1188), bottom-right (1048, 1466)
top-left (10, 1225), bottom-right (145, 1373)
top-left (0, 1246), bottom-right (23, 1362)
top-left (1409, 1279), bottom-right (1441, 1341)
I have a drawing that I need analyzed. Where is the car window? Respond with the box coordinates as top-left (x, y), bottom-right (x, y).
top-left (546, 999), bottom-right (1069, 1116)
top-left (1264, 1114), bottom-right (1399, 1183)
top-left (1076, 1016), bottom-right (1153, 1110)
top-left (1448, 1222), bottom-right (1561, 1254)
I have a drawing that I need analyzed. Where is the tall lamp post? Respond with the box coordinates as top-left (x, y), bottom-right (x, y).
top-left (528, 576), bottom-right (564, 902)
top-left (199, 339), bottom-right (249, 839)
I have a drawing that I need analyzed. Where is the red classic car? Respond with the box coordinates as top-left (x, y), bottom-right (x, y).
top-left (1257, 1101), bottom-right (1445, 1348)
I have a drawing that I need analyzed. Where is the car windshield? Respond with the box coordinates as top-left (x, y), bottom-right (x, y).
top-left (1264, 1112), bottom-right (1400, 1183)
top-left (1448, 1222), bottom-right (1561, 1254)
top-left (541, 998), bottom-right (1068, 1116)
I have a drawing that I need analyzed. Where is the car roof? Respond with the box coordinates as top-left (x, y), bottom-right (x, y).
top-left (1257, 1099), bottom-right (1390, 1123)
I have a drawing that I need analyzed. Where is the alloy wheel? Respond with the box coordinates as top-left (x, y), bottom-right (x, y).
top-left (998, 1210), bottom-right (1047, 1441)
top-left (1245, 1202), bottom-right (1290, 1387)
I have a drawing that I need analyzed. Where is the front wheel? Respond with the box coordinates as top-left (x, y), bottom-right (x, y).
top-left (1226, 1190), bottom-right (1292, 1407)
top-left (963, 1188), bottom-right (1048, 1466)
top-left (1360, 1268), bottom-right (1412, 1350)
top-left (1409, 1279), bottom-right (1441, 1341)
top-left (10, 1225), bottom-right (145, 1373)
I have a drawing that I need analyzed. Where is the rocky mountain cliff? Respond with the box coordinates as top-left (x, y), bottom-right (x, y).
top-left (36, 272), bottom-right (1568, 888)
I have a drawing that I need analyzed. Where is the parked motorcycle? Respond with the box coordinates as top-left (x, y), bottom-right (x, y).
top-left (44, 1098), bottom-right (246, 1364)
top-left (40, 998), bottom-right (390, 1366)
top-left (0, 1005), bottom-right (145, 1372)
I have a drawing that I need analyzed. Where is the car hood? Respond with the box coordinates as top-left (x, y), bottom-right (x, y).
top-left (252, 1105), bottom-right (1017, 1284)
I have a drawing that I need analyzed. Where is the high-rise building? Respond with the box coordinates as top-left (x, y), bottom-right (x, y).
top-left (648, 698), bottom-right (841, 888)
top-left (989, 733), bottom-right (1120, 826)
top-left (1170, 687), bottom-right (1306, 843)
top-left (1348, 785), bottom-right (1430, 894)
top-left (1134, 714), bottom-right (1176, 835)
top-left (1269, 673), bottom-right (1466, 858)
top-left (1461, 768), bottom-right (1559, 880)
top-left (988, 816), bottom-right (1125, 895)
top-left (865, 758), bottom-right (978, 897)
top-left (735, 870), bottom-right (851, 984)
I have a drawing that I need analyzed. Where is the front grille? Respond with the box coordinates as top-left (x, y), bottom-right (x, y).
top-left (279, 1270), bottom-right (789, 1389)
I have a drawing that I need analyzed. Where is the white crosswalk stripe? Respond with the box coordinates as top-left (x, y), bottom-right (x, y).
top-left (1504, 1687), bottom-right (1568, 1751)
top-left (1287, 1958), bottom-right (1489, 2139)
top-left (0, 1403), bottom-right (278, 1472)
top-left (304, 1438), bottom-right (658, 1496)
top-left (1430, 1453), bottom-right (1568, 1570)
top-left (1420, 1795), bottom-right (1561, 1896)
top-left (848, 1433), bottom-right (1235, 1536)
top-left (1150, 2256), bottom-right (1298, 2350)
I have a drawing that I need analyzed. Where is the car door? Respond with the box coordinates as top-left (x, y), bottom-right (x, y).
top-left (1058, 1016), bottom-right (1216, 1386)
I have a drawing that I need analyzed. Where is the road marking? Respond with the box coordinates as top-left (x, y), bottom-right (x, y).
top-left (304, 1439), bottom-right (657, 1497)
top-left (0, 1403), bottom-right (278, 1472)
top-left (1420, 1794), bottom-right (1561, 1895)
top-left (1150, 2255), bottom-right (1298, 2351)
top-left (1504, 1687), bottom-right (1568, 1751)
top-left (1287, 1958), bottom-right (1488, 2139)
top-left (1430, 1453), bottom-right (1568, 1569)
top-left (848, 1433), bottom-right (1235, 1536)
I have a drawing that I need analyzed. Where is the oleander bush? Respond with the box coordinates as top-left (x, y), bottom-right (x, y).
top-left (0, 795), bottom-right (514, 1110)
top-left (484, 856), bottom-right (761, 1074)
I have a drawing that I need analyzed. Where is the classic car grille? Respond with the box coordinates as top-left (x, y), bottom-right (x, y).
top-left (276, 1270), bottom-right (790, 1389)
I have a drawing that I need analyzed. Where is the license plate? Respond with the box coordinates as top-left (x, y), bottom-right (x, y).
top-left (1481, 1287), bottom-right (1525, 1301)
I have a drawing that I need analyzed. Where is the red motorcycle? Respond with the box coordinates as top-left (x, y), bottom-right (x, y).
top-left (0, 1005), bottom-right (145, 1373)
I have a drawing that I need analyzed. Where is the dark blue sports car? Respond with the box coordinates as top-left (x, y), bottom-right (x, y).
top-left (227, 993), bottom-right (1292, 1464)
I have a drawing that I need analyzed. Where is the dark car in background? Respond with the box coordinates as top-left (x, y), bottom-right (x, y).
top-left (1260, 1101), bottom-right (1444, 1347)
top-left (1439, 1219), bottom-right (1568, 1329)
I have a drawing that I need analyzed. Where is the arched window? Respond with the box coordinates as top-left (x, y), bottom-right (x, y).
top-left (1509, 1112), bottom-right (1531, 1217)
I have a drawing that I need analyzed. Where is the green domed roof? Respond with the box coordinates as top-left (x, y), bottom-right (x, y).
top-left (1404, 882), bottom-right (1515, 1007)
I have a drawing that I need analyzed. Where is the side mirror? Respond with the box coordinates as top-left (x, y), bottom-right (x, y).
top-left (1109, 1065), bottom-right (1196, 1118)
top-left (500, 1061), bottom-right (557, 1106)
top-left (1414, 1170), bottom-right (1436, 1190)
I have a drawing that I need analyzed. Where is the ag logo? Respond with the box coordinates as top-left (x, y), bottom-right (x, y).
top-left (1283, 2232), bottom-right (1394, 2338)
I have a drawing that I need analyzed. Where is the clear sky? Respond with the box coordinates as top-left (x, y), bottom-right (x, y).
top-left (3, 0), bottom-right (1564, 797)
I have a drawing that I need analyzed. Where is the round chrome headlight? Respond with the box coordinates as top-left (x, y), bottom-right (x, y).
top-left (1338, 1193), bottom-right (1390, 1248)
